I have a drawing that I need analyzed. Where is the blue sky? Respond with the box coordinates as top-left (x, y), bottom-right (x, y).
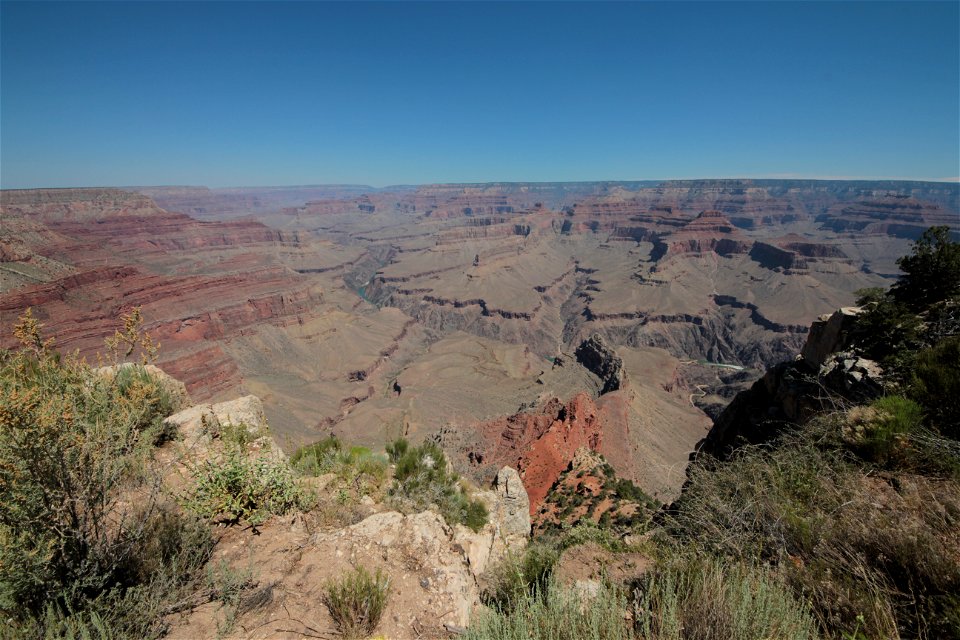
top-left (1, 1), bottom-right (958, 188)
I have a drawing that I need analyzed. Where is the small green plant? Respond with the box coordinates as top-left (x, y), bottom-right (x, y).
top-left (855, 395), bottom-right (923, 464)
top-left (205, 560), bottom-right (254, 638)
top-left (186, 450), bottom-right (308, 525)
top-left (291, 435), bottom-right (344, 474)
top-left (911, 336), bottom-right (960, 439)
top-left (468, 577), bottom-right (632, 640)
top-left (323, 566), bottom-right (390, 640)
top-left (385, 436), bottom-right (409, 463)
top-left (483, 542), bottom-right (561, 612)
top-left (292, 436), bottom-right (388, 499)
top-left (387, 439), bottom-right (488, 532)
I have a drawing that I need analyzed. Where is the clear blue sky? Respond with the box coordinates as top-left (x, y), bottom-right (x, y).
top-left (2, 1), bottom-right (958, 188)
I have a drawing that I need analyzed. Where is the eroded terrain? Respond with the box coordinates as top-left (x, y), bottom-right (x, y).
top-left (2, 180), bottom-right (957, 501)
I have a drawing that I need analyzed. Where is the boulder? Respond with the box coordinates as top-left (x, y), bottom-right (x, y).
top-left (162, 394), bottom-right (284, 459)
top-left (452, 466), bottom-right (531, 578)
top-left (820, 352), bottom-right (884, 402)
top-left (801, 307), bottom-right (862, 368)
top-left (493, 466), bottom-right (531, 539)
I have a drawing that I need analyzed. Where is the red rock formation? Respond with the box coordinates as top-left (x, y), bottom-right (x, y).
top-left (468, 393), bottom-right (608, 513)
top-left (0, 188), bottom-right (323, 402)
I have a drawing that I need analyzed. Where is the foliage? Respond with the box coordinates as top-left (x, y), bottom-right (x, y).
top-left (483, 520), bottom-right (630, 613)
top-left (844, 395), bottom-right (924, 465)
top-left (323, 565), bottom-right (390, 640)
top-left (910, 336), bottom-right (960, 439)
top-left (387, 438), bottom-right (489, 532)
top-left (890, 226), bottom-right (960, 310)
top-left (849, 227), bottom-right (960, 380)
top-left (467, 577), bottom-right (632, 640)
top-left (0, 312), bottom-right (214, 637)
top-left (290, 435), bottom-right (345, 474)
top-left (104, 307), bottom-right (159, 365)
top-left (385, 435), bottom-right (408, 463)
top-left (185, 448), bottom-right (308, 525)
top-left (292, 435), bottom-right (388, 511)
top-left (633, 554), bottom-right (821, 640)
top-left (666, 423), bottom-right (960, 639)
top-left (205, 559), bottom-right (255, 638)
top-left (849, 292), bottom-right (923, 371)
top-left (483, 541), bottom-right (561, 612)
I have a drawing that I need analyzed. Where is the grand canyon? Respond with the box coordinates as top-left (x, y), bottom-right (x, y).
top-left (3, 179), bottom-right (956, 504)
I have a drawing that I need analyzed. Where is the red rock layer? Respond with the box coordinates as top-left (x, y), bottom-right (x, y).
top-left (0, 188), bottom-right (323, 402)
top-left (468, 393), bottom-right (608, 513)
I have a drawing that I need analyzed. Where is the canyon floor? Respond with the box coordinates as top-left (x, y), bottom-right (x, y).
top-left (2, 179), bottom-right (957, 502)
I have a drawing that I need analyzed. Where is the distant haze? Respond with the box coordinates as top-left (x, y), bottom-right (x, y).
top-left (1, 1), bottom-right (958, 188)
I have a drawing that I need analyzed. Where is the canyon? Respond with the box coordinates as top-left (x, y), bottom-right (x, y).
top-left (2, 180), bottom-right (957, 504)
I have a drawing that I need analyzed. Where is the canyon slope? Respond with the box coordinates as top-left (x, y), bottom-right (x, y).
top-left (2, 180), bottom-right (957, 502)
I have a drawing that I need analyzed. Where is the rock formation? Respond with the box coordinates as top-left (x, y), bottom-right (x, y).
top-left (700, 307), bottom-right (884, 457)
top-left (575, 334), bottom-right (626, 394)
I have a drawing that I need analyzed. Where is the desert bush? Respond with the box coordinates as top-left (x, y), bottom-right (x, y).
top-left (633, 554), bottom-right (820, 640)
top-left (910, 336), bottom-right (960, 439)
top-left (483, 541), bottom-right (561, 611)
top-left (186, 449), bottom-right (308, 525)
top-left (291, 435), bottom-right (345, 474)
top-left (323, 565), bottom-right (390, 640)
top-left (292, 435), bottom-right (388, 501)
top-left (204, 559), bottom-right (255, 637)
top-left (385, 435), bottom-right (409, 463)
top-left (0, 310), bottom-right (214, 638)
top-left (387, 438), bottom-right (488, 532)
top-left (667, 424), bottom-right (960, 639)
top-left (850, 396), bottom-right (923, 465)
top-left (484, 520), bottom-right (630, 612)
top-left (468, 577), bottom-right (632, 640)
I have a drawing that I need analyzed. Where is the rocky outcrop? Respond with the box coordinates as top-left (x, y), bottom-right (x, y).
top-left (575, 334), bottom-right (626, 394)
top-left (459, 393), bottom-right (606, 512)
top-left (167, 510), bottom-right (485, 639)
top-left (819, 352), bottom-right (884, 401)
top-left (699, 307), bottom-right (883, 458)
top-left (492, 466), bottom-right (531, 538)
top-left (162, 394), bottom-right (284, 460)
top-left (453, 466), bottom-right (531, 579)
top-left (801, 307), bottom-right (862, 367)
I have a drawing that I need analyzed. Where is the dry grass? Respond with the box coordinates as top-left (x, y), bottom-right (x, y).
top-left (667, 420), bottom-right (960, 639)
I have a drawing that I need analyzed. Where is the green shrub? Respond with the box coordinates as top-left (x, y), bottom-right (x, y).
top-left (911, 336), bottom-right (960, 439)
top-left (856, 395), bottom-right (924, 464)
top-left (633, 555), bottom-right (821, 640)
top-left (483, 542), bottom-right (561, 611)
top-left (385, 436), bottom-right (409, 463)
top-left (186, 450), bottom-right (308, 525)
top-left (388, 440), bottom-right (488, 532)
top-left (323, 566), bottom-right (390, 640)
top-left (0, 313), bottom-right (213, 633)
top-left (292, 435), bottom-right (388, 500)
top-left (890, 226), bottom-right (960, 310)
top-left (668, 425), bottom-right (960, 639)
top-left (290, 435), bottom-right (343, 475)
top-left (468, 577), bottom-right (632, 640)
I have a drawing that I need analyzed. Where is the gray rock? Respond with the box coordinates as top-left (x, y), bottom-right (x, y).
top-left (494, 466), bottom-right (531, 539)
top-left (800, 307), bottom-right (862, 368)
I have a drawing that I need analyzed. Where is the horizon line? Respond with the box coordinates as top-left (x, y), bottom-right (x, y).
top-left (2, 175), bottom-right (960, 192)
